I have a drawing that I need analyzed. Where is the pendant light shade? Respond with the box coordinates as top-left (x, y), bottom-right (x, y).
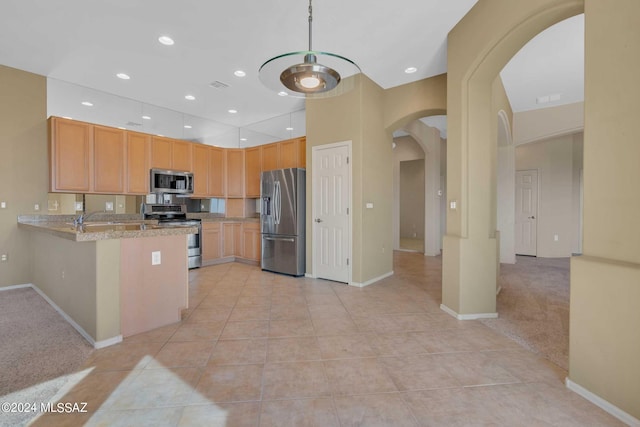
top-left (259, 0), bottom-right (360, 98)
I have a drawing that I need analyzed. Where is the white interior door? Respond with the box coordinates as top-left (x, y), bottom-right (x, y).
top-left (312, 142), bottom-right (351, 283)
top-left (515, 169), bottom-right (538, 256)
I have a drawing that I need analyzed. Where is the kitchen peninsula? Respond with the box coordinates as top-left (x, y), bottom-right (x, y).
top-left (18, 216), bottom-right (197, 348)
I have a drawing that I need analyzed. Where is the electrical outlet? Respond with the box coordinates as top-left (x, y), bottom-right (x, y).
top-left (61, 269), bottom-right (65, 279)
top-left (554, 234), bottom-right (559, 242)
top-left (105, 202), bottom-right (114, 211)
top-left (151, 251), bottom-right (161, 265)
top-left (1, 254), bottom-right (8, 262)
top-left (75, 202), bottom-right (83, 211)
top-left (1, 201), bottom-right (6, 209)
top-left (34, 203), bottom-right (40, 211)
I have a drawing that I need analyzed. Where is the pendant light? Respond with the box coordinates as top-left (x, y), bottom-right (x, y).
top-left (259, 0), bottom-right (360, 98)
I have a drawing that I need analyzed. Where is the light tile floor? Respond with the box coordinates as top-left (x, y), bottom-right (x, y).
top-left (31, 252), bottom-right (624, 426)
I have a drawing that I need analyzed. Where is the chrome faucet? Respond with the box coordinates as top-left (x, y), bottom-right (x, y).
top-left (73, 211), bottom-right (103, 226)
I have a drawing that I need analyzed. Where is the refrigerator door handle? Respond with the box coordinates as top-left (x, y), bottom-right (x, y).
top-left (264, 236), bottom-right (295, 242)
top-left (274, 180), bottom-right (281, 225)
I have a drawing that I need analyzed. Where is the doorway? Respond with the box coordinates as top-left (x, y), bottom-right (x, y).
top-left (399, 159), bottom-right (425, 252)
top-left (515, 169), bottom-right (538, 256)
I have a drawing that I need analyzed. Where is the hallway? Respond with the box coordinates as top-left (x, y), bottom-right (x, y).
top-left (30, 252), bottom-right (621, 426)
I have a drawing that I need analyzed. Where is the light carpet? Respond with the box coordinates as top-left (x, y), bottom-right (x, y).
top-left (480, 256), bottom-right (570, 370)
top-left (0, 287), bottom-right (94, 426)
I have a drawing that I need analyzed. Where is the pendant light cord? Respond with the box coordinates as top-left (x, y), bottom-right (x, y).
top-left (308, 0), bottom-right (313, 51)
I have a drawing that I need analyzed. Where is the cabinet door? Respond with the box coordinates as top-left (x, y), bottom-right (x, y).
top-left (279, 137), bottom-right (306, 169)
top-left (172, 139), bottom-right (192, 171)
top-left (126, 132), bottom-right (150, 194)
top-left (222, 223), bottom-right (235, 257)
top-left (202, 222), bottom-right (222, 261)
top-left (49, 117), bottom-right (92, 192)
top-left (151, 136), bottom-right (172, 169)
top-left (244, 146), bottom-right (261, 197)
top-left (234, 223), bottom-right (242, 256)
top-left (209, 147), bottom-right (225, 197)
top-left (192, 144), bottom-right (209, 197)
top-left (242, 223), bottom-right (261, 261)
top-left (93, 125), bottom-right (126, 193)
top-left (226, 149), bottom-right (245, 198)
top-left (262, 143), bottom-right (279, 171)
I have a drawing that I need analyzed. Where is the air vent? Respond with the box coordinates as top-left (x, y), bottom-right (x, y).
top-left (209, 80), bottom-right (230, 89)
top-left (126, 121), bottom-right (142, 127)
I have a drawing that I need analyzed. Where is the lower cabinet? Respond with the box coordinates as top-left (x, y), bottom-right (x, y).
top-left (202, 222), bottom-right (222, 262)
top-left (241, 223), bottom-right (261, 262)
top-left (202, 221), bottom-right (260, 265)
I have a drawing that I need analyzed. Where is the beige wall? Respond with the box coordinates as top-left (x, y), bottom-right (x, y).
top-left (514, 102), bottom-right (584, 146)
top-left (569, 0), bottom-right (640, 419)
top-left (399, 159), bottom-right (425, 240)
top-left (306, 74), bottom-right (392, 284)
top-left (448, 0), bottom-right (639, 420)
top-left (516, 133), bottom-right (583, 258)
top-left (0, 65), bottom-right (48, 287)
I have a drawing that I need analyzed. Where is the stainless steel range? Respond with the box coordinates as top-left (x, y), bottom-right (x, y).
top-left (141, 203), bottom-right (202, 269)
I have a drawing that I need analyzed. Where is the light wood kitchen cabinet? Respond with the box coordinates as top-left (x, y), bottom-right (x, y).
top-left (126, 132), bottom-right (150, 194)
top-left (244, 146), bottom-right (261, 197)
top-left (172, 139), bottom-right (192, 171)
top-left (261, 142), bottom-right (279, 171)
top-left (192, 144), bottom-right (210, 197)
top-left (202, 222), bottom-right (222, 262)
top-left (93, 125), bottom-right (126, 194)
top-left (226, 149), bottom-right (245, 198)
top-left (241, 222), bottom-right (261, 261)
top-left (223, 222), bottom-right (242, 257)
top-left (49, 117), bottom-right (92, 192)
top-left (279, 137), bottom-right (306, 168)
top-left (151, 136), bottom-right (172, 169)
top-left (209, 146), bottom-right (225, 197)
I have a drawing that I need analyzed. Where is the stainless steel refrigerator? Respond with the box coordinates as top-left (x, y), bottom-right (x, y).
top-left (260, 168), bottom-right (305, 276)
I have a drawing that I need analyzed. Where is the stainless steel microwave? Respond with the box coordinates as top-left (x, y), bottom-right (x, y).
top-left (150, 168), bottom-right (194, 195)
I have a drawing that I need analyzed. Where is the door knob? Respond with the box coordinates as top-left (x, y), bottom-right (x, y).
top-left (528, 216), bottom-right (535, 219)
top-left (315, 218), bottom-right (323, 223)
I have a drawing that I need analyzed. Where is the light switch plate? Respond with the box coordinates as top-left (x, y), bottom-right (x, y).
top-left (1, 201), bottom-right (6, 209)
top-left (75, 202), bottom-right (83, 211)
top-left (366, 203), bottom-right (374, 209)
top-left (151, 251), bottom-right (161, 265)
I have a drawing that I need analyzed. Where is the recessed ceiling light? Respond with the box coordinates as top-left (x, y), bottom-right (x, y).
top-left (228, 109), bottom-right (237, 114)
top-left (116, 73), bottom-right (130, 80)
top-left (158, 36), bottom-right (174, 46)
top-left (184, 125), bottom-right (192, 129)
top-left (234, 70), bottom-right (246, 77)
top-left (185, 95), bottom-right (196, 101)
top-left (81, 101), bottom-right (93, 107)
top-left (278, 91), bottom-right (288, 97)
top-left (240, 138), bottom-right (247, 142)
top-left (286, 127), bottom-right (294, 131)
top-left (142, 115), bottom-right (151, 120)
top-left (404, 67), bottom-right (418, 74)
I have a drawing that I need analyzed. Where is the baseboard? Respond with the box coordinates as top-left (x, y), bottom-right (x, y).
top-left (350, 271), bottom-right (394, 288)
top-left (305, 273), bottom-right (315, 279)
top-left (0, 283), bottom-right (33, 291)
top-left (440, 304), bottom-right (499, 320)
top-left (29, 284), bottom-right (122, 349)
top-left (565, 378), bottom-right (640, 426)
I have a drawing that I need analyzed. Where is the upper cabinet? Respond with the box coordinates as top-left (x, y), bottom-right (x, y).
top-left (262, 143), bottom-right (279, 171)
top-left (48, 116), bottom-right (304, 197)
top-left (172, 139), bottom-right (192, 171)
top-left (93, 125), bottom-right (126, 194)
top-left (226, 149), bottom-right (244, 198)
top-left (126, 132), bottom-right (150, 194)
top-left (244, 146), bottom-right (261, 197)
top-left (192, 144), bottom-right (210, 198)
top-left (209, 147), bottom-right (225, 197)
top-left (280, 137), bottom-right (306, 169)
top-left (49, 117), bottom-right (92, 192)
top-left (151, 136), bottom-right (172, 169)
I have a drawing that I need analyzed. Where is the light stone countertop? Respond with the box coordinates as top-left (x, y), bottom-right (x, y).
top-left (17, 217), bottom-right (197, 242)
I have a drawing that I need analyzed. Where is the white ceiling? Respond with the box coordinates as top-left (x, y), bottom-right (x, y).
top-left (0, 1), bottom-right (583, 143)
